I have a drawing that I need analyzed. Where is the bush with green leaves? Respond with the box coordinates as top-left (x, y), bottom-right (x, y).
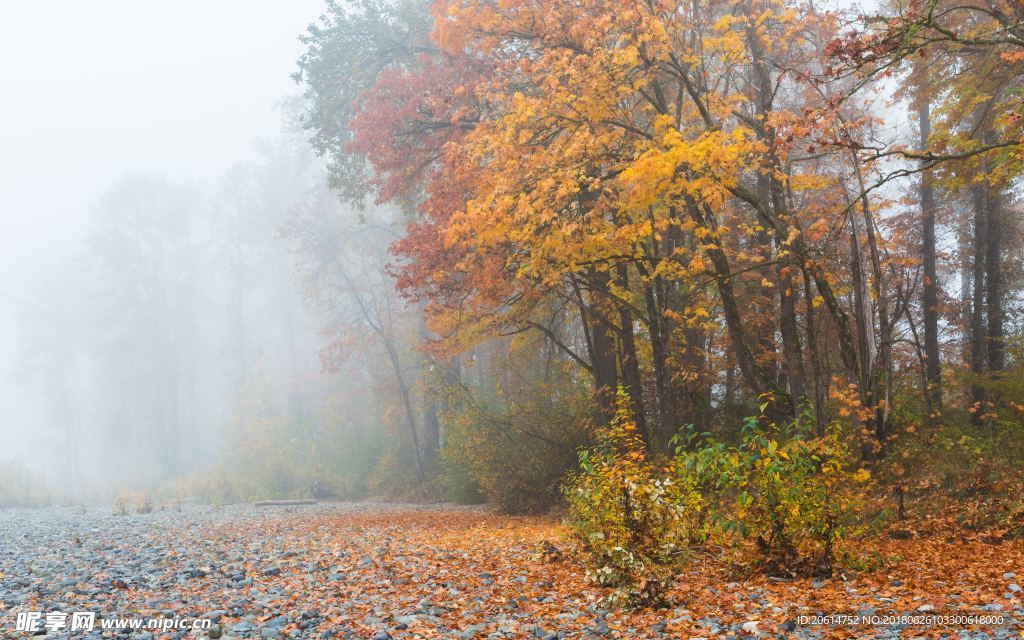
top-left (679, 414), bottom-right (872, 576)
top-left (565, 392), bottom-right (702, 607)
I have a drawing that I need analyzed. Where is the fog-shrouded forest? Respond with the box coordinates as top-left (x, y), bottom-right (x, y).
top-left (2, 0), bottom-right (1024, 637)
top-left (10, 134), bottom-right (403, 499)
top-left (0, 4), bottom-right (441, 506)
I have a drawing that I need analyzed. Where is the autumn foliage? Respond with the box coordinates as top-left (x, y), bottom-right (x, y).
top-left (565, 390), bottom-right (701, 606)
top-left (565, 393), bottom-right (874, 605)
top-left (292, 0), bottom-right (1024, 608)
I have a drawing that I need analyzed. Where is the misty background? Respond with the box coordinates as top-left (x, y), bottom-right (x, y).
top-left (0, 0), bottom-right (377, 496)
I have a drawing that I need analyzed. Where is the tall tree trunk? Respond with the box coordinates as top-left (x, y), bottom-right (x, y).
top-left (578, 274), bottom-right (619, 428)
top-left (960, 224), bottom-right (972, 365)
top-left (849, 220), bottom-right (873, 387)
top-left (384, 338), bottom-right (425, 483)
top-left (778, 263), bottom-right (806, 412)
top-left (438, 355), bottom-right (460, 451)
top-left (422, 399), bottom-right (441, 462)
top-left (755, 173), bottom-right (780, 388)
top-left (682, 323), bottom-right (710, 434)
top-left (686, 199), bottom-right (775, 400)
top-left (615, 265), bottom-right (649, 441)
top-left (851, 150), bottom-right (894, 455)
top-left (418, 318), bottom-right (441, 461)
top-left (985, 185), bottom-right (1004, 374)
top-left (747, 7), bottom-right (781, 392)
top-left (724, 342), bottom-right (739, 424)
top-left (802, 273), bottom-right (828, 435)
top-left (636, 262), bottom-right (675, 449)
top-left (970, 181), bottom-right (988, 427)
top-left (917, 69), bottom-right (943, 414)
top-left (849, 211), bottom-right (880, 459)
top-left (589, 315), bottom-right (619, 426)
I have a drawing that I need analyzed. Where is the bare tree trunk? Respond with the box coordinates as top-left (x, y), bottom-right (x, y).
top-left (422, 399), bottom-right (441, 462)
top-left (802, 273), bottom-right (827, 435)
top-left (615, 264), bottom-right (649, 441)
top-left (970, 181), bottom-right (988, 427)
top-left (638, 267), bottom-right (673, 449)
top-left (849, 213), bottom-right (881, 459)
top-left (384, 338), bottom-right (425, 483)
top-left (917, 69), bottom-right (943, 413)
top-left (589, 316), bottom-right (619, 426)
top-left (778, 264), bottom-right (806, 411)
top-left (577, 273), bottom-right (619, 428)
top-left (418, 317), bottom-right (441, 462)
top-left (747, 14), bottom-right (782, 400)
top-left (686, 198), bottom-right (779, 403)
top-left (850, 222), bottom-right (873, 383)
top-left (985, 187), bottom-right (1005, 374)
top-left (851, 151), bottom-right (894, 455)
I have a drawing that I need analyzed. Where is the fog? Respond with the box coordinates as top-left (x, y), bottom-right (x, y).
top-left (0, 0), bottom-right (375, 499)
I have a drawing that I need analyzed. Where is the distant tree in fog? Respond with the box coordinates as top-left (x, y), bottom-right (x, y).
top-left (14, 263), bottom-right (88, 488)
top-left (87, 175), bottom-right (205, 478)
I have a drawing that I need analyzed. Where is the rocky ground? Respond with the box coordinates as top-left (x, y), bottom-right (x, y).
top-left (1, 503), bottom-right (1022, 639)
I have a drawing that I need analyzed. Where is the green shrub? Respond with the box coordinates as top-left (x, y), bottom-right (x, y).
top-left (565, 391), bottom-right (701, 607)
top-left (680, 414), bottom-right (871, 576)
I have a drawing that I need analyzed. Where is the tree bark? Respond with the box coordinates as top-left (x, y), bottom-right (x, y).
top-left (384, 338), bottom-right (426, 482)
top-left (778, 263), bottom-right (806, 411)
top-left (969, 180), bottom-right (988, 427)
top-left (578, 273), bottom-right (619, 428)
top-left (802, 273), bottom-right (828, 435)
top-left (917, 69), bottom-right (943, 413)
top-left (418, 317), bottom-right (441, 461)
top-left (615, 265), bottom-right (649, 441)
top-left (985, 185), bottom-right (1005, 374)
top-left (686, 199), bottom-right (777, 401)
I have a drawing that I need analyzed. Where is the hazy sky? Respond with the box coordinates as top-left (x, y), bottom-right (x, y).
top-left (0, 0), bottom-right (325, 459)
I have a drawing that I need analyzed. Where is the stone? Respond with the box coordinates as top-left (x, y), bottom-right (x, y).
top-left (265, 615), bottom-right (289, 628)
top-left (459, 623), bottom-right (487, 639)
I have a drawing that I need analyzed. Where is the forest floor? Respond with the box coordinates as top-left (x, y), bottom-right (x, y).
top-left (1, 502), bottom-right (1022, 640)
